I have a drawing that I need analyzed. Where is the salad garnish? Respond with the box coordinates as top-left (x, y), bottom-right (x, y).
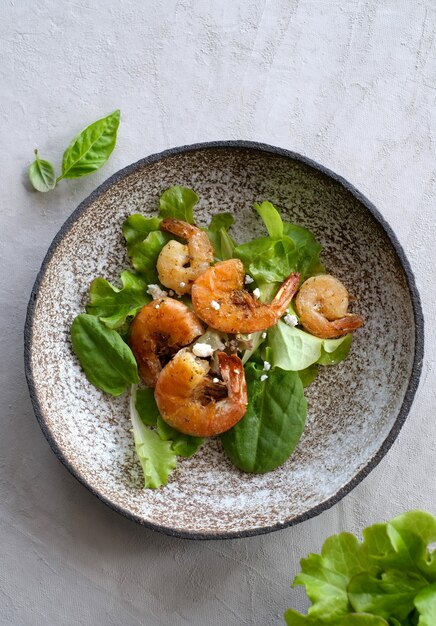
top-left (71, 186), bottom-right (364, 487)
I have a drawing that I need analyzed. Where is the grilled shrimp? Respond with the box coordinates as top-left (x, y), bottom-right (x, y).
top-left (294, 274), bottom-right (364, 339)
top-left (154, 349), bottom-right (247, 437)
top-left (191, 259), bottom-right (300, 334)
top-left (129, 298), bottom-right (204, 387)
top-left (157, 218), bottom-right (214, 295)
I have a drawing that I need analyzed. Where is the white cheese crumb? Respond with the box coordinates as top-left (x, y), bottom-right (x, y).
top-left (283, 313), bottom-right (298, 327)
top-left (260, 374), bottom-right (268, 382)
top-left (147, 284), bottom-right (168, 299)
top-left (263, 361), bottom-right (271, 371)
top-left (244, 274), bottom-right (254, 284)
top-left (192, 343), bottom-right (214, 358)
top-left (211, 300), bottom-right (220, 310)
top-left (179, 281), bottom-right (186, 288)
top-left (261, 332), bottom-right (267, 339)
top-left (252, 287), bottom-right (260, 299)
top-left (169, 290), bottom-right (175, 296)
top-left (212, 377), bottom-right (219, 383)
top-left (155, 304), bottom-right (160, 309)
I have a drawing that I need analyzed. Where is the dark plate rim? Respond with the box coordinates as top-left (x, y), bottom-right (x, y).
top-left (24, 140), bottom-right (424, 540)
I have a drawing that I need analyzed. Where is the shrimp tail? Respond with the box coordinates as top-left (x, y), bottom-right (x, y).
top-left (330, 314), bottom-right (364, 336)
top-left (160, 218), bottom-right (196, 239)
top-left (218, 352), bottom-right (248, 408)
top-left (272, 272), bottom-right (300, 315)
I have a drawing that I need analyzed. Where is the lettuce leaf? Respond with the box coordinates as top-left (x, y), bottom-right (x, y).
top-left (130, 386), bottom-right (177, 488)
top-left (234, 202), bottom-right (324, 283)
top-left (414, 584), bottom-right (436, 625)
top-left (157, 416), bottom-right (204, 458)
top-left (122, 215), bottom-right (162, 245)
top-left (221, 363), bottom-right (307, 473)
top-left (267, 321), bottom-right (352, 371)
top-left (159, 185), bottom-right (198, 223)
top-left (134, 388), bottom-right (203, 457)
top-left (135, 387), bottom-right (159, 426)
top-left (284, 610), bottom-right (389, 625)
top-left (206, 212), bottom-right (235, 260)
top-left (86, 270), bottom-right (149, 329)
top-left (287, 511), bottom-right (436, 625)
top-left (348, 570), bottom-right (428, 621)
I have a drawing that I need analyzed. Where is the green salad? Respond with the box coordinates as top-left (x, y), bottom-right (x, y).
top-left (71, 185), bottom-right (363, 488)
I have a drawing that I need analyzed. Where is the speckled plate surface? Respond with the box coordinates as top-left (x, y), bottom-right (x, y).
top-left (25, 142), bottom-right (423, 539)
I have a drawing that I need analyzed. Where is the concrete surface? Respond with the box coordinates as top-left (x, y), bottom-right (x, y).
top-left (1, 1), bottom-right (435, 624)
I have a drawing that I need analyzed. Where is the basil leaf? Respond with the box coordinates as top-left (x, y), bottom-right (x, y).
top-left (159, 185), bottom-right (198, 223)
top-left (157, 416), bottom-right (204, 458)
top-left (254, 201), bottom-right (283, 238)
top-left (135, 387), bottom-right (159, 426)
top-left (28, 149), bottom-right (56, 192)
top-left (130, 387), bottom-right (177, 488)
top-left (221, 363), bottom-right (307, 473)
top-left (86, 270), bottom-right (149, 329)
top-left (122, 215), bottom-right (162, 246)
top-left (71, 314), bottom-right (139, 396)
top-left (60, 109), bottom-right (120, 179)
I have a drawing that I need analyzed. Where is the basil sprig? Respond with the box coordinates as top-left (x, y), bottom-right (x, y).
top-left (28, 109), bottom-right (120, 192)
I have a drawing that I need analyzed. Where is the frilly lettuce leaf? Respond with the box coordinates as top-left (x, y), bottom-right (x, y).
top-left (157, 416), bottom-right (204, 458)
top-left (86, 270), bottom-right (149, 329)
top-left (134, 388), bottom-right (204, 457)
top-left (135, 387), bottom-right (159, 426)
top-left (234, 201), bottom-right (324, 283)
top-left (159, 185), bottom-right (198, 223)
top-left (130, 386), bottom-right (177, 489)
top-left (414, 583), bottom-right (436, 625)
top-left (206, 212), bottom-right (235, 260)
top-left (293, 533), bottom-right (370, 620)
top-left (284, 610), bottom-right (389, 625)
top-left (287, 511), bottom-right (436, 625)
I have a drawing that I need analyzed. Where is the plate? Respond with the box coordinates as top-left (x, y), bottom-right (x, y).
top-left (24, 142), bottom-right (423, 539)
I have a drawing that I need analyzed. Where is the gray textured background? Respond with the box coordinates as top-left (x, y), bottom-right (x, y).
top-left (1, 1), bottom-right (435, 624)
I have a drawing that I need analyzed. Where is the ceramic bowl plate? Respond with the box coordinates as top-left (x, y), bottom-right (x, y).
top-left (25, 142), bottom-right (423, 539)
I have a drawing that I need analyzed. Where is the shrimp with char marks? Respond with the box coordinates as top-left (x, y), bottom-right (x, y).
top-left (191, 258), bottom-right (300, 334)
top-left (157, 218), bottom-right (214, 295)
top-left (294, 274), bottom-right (364, 339)
top-left (154, 349), bottom-right (247, 437)
top-left (129, 298), bottom-right (204, 387)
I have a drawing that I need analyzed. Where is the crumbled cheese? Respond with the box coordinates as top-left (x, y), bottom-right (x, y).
top-left (252, 287), bottom-right (260, 299)
top-left (211, 300), bottom-right (220, 310)
top-left (283, 313), bottom-right (298, 327)
top-left (244, 274), bottom-right (254, 285)
top-left (192, 343), bottom-right (214, 358)
top-left (155, 304), bottom-right (160, 309)
top-left (260, 374), bottom-right (268, 382)
top-left (179, 281), bottom-right (186, 288)
top-left (261, 332), bottom-right (267, 339)
top-left (212, 377), bottom-right (219, 383)
top-left (263, 361), bottom-right (271, 371)
top-left (147, 284), bottom-right (168, 299)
